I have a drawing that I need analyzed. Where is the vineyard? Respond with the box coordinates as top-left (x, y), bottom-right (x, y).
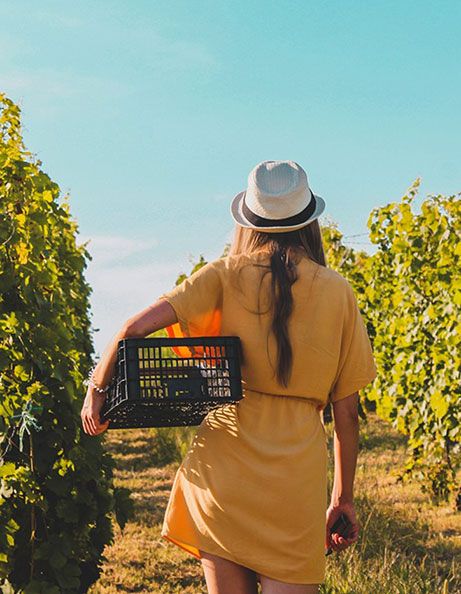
top-left (323, 186), bottom-right (461, 503)
top-left (0, 92), bottom-right (460, 592)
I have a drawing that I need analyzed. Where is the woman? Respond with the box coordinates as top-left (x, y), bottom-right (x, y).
top-left (81, 160), bottom-right (377, 594)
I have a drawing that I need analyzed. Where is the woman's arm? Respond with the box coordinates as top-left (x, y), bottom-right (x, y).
top-left (91, 299), bottom-right (177, 388)
top-left (325, 392), bottom-right (361, 553)
top-left (331, 392), bottom-right (359, 504)
top-left (81, 299), bottom-right (177, 436)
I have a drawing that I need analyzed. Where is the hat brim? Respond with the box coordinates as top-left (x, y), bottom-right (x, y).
top-left (230, 190), bottom-right (326, 233)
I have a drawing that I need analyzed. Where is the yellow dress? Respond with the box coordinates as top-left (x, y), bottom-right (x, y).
top-left (158, 249), bottom-right (377, 584)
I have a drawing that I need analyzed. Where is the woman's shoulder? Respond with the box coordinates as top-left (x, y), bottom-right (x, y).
top-left (209, 251), bottom-right (268, 271)
top-left (315, 265), bottom-right (358, 306)
top-left (315, 262), bottom-right (351, 289)
top-left (207, 252), bottom-right (353, 295)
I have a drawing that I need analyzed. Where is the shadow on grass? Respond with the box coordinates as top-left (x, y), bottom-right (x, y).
top-left (359, 428), bottom-right (407, 453)
top-left (103, 426), bottom-right (197, 471)
top-left (132, 485), bottom-right (172, 525)
top-left (359, 417), bottom-right (408, 453)
top-left (324, 411), bottom-right (408, 454)
top-left (357, 493), bottom-right (433, 560)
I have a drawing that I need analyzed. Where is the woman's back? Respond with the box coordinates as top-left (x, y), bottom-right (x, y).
top-left (161, 248), bottom-right (376, 409)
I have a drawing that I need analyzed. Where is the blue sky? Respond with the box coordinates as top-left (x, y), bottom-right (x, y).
top-left (1, 1), bottom-right (460, 355)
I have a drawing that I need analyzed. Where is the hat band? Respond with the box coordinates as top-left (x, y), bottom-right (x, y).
top-left (242, 192), bottom-right (316, 227)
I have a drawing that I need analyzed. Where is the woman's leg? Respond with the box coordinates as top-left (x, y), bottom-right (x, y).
top-left (199, 550), bottom-right (260, 594)
top-left (258, 573), bottom-right (319, 594)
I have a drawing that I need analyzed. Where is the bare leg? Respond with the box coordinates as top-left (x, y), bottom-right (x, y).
top-left (258, 573), bottom-right (319, 594)
top-left (199, 550), bottom-right (260, 594)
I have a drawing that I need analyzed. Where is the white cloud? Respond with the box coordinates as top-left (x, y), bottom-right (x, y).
top-left (79, 233), bottom-right (188, 357)
top-left (78, 233), bottom-right (160, 267)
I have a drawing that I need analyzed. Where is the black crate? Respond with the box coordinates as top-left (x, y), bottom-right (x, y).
top-left (99, 336), bottom-right (243, 429)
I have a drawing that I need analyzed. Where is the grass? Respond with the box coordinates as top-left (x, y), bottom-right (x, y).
top-left (88, 412), bottom-right (460, 594)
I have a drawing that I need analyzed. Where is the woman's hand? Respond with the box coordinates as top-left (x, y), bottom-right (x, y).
top-left (325, 500), bottom-right (360, 553)
top-left (80, 386), bottom-right (110, 436)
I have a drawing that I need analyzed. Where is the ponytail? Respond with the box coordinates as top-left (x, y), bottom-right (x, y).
top-left (269, 245), bottom-right (298, 387)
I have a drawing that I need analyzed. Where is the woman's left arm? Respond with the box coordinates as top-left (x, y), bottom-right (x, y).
top-left (81, 298), bottom-right (177, 436)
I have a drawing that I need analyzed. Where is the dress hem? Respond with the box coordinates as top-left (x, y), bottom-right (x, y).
top-left (160, 530), bottom-right (325, 585)
top-left (161, 533), bottom-right (202, 560)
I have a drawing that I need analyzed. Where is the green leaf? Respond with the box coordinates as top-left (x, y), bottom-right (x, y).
top-left (429, 390), bottom-right (449, 419)
top-left (49, 550), bottom-right (67, 569)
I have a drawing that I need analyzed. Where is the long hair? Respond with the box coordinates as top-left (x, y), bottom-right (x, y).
top-left (228, 220), bottom-right (327, 387)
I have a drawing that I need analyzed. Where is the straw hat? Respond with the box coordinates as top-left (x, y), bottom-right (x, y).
top-left (230, 160), bottom-right (325, 233)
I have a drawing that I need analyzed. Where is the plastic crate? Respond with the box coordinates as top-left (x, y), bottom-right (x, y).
top-left (100, 336), bottom-right (243, 428)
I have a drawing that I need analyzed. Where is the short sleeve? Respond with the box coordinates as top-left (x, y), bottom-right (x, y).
top-left (328, 282), bottom-right (377, 403)
top-left (159, 258), bottom-right (224, 338)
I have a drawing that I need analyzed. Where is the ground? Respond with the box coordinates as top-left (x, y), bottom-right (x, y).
top-left (88, 411), bottom-right (460, 594)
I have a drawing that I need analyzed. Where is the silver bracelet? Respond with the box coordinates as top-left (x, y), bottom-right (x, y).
top-left (89, 378), bottom-right (110, 394)
top-left (85, 361), bottom-right (115, 395)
